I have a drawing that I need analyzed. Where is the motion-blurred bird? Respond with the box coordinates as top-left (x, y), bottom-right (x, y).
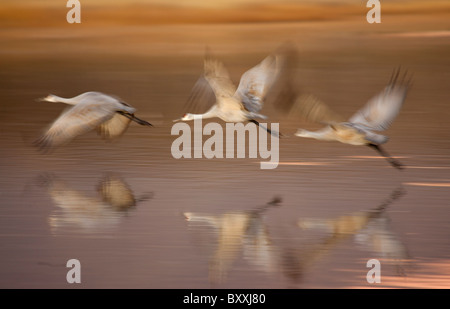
top-left (34, 91), bottom-right (152, 151)
top-left (292, 69), bottom-right (412, 170)
top-left (174, 46), bottom-right (296, 137)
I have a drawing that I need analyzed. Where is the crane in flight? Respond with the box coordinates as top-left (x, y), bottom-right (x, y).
top-left (174, 46), bottom-right (297, 137)
top-left (292, 68), bottom-right (412, 170)
top-left (34, 91), bottom-right (152, 152)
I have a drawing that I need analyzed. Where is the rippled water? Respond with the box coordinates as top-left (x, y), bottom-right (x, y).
top-left (1, 16), bottom-right (450, 289)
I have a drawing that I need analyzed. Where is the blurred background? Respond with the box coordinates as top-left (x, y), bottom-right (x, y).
top-left (0, 0), bottom-right (449, 289)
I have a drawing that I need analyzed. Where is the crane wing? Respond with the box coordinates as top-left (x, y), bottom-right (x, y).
top-left (183, 75), bottom-right (217, 114)
top-left (234, 54), bottom-right (279, 113)
top-left (96, 113), bottom-right (132, 140)
top-left (203, 55), bottom-right (237, 99)
top-left (289, 93), bottom-right (345, 124)
top-left (264, 42), bottom-right (301, 115)
top-left (35, 102), bottom-right (116, 151)
top-left (349, 70), bottom-right (410, 131)
top-left (182, 53), bottom-right (237, 114)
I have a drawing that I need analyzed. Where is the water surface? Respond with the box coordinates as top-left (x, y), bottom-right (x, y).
top-left (0, 15), bottom-right (449, 289)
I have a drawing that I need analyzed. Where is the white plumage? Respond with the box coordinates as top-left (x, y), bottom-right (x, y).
top-left (35, 91), bottom-right (152, 151)
top-left (174, 47), bottom-right (294, 136)
top-left (293, 69), bottom-right (412, 169)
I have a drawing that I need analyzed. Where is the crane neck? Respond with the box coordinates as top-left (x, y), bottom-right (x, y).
top-left (49, 95), bottom-right (78, 105)
top-left (191, 106), bottom-right (218, 120)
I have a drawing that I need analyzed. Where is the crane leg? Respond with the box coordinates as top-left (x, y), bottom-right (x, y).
top-left (249, 119), bottom-right (283, 138)
top-left (368, 144), bottom-right (404, 170)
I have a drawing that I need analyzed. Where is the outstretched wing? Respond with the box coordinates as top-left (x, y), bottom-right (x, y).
top-left (97, 113), bottom-right (132, 140)
top-left (234, 54), bottom-right (279, 113)
top-left (183, 75), bottom-right (217, 114)
top-left (182, 52), bottom-right (236, 114)
top-left (349, 69), bottom-right (411, 131)
top-left (265, 42), bottom-right (301, 115)
top-left (35, 102), bottom-right (116, 151)
top-left (203, 55), bottom-right (237, 99)
top-left (289, 93), bottom-right (345, 124)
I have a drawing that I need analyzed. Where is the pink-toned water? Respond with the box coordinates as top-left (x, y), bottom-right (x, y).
top-left (0, 14), bottom-right (449, 288)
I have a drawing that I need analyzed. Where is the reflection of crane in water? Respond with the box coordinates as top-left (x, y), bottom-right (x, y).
top-left (34, 92), bottom-right (152, 152)
top-left (184, 188), bottom-right (410, 286)
top-left (292, 187), bottom-right (411, 281)
top-left (183, 196), bottom-right (282, 284)
top-left (174, 45), bottom-right (296, 137)
top-left (39, 173), bottom-right (152, 233)
top-left (291, 69), bottom-right (412, 170)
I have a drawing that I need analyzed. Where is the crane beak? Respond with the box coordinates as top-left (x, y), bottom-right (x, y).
top-left (36, 95), bottom-right (53, 102)
top-left (173, 118), bottom-right (182, 123)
